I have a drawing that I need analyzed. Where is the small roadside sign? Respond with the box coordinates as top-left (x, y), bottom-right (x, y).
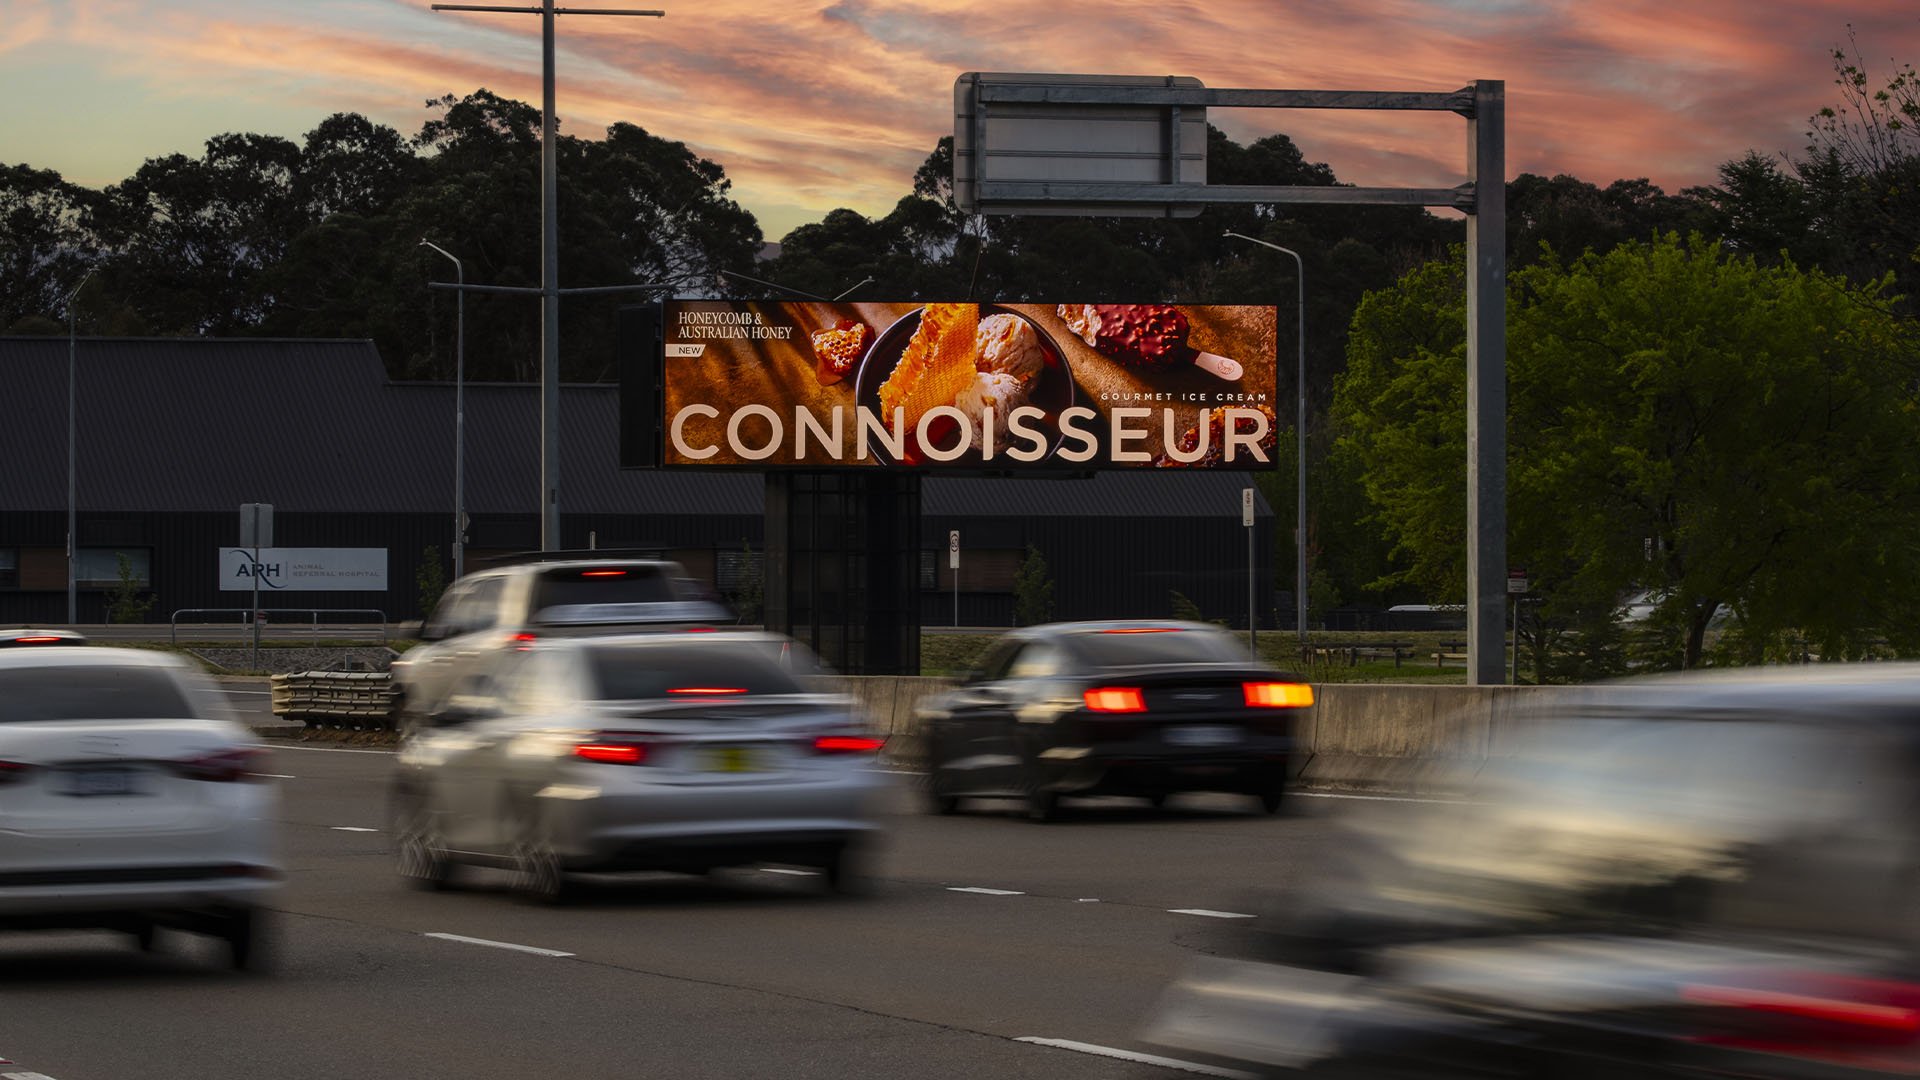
top-left (1507, 569), bottom-right (1529, 594)
top-left (949, 530), bottom-right (959, 570)
top-left (1241, 487), bottom-right (1254, 528)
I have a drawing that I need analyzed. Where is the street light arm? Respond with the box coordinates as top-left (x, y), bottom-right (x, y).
top-left (418, 239), bottom-right (464, 283)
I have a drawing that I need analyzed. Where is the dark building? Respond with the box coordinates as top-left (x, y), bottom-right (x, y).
top-left (1, 337), bottom-right (1276, 628)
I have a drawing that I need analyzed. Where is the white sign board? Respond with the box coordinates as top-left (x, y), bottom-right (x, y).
top-left (1242, 487), bottom-right (1255, 528)
top-left (949, 530), bottom-right (960, 569)
top-left (219, 548), bottom-right (387, 592)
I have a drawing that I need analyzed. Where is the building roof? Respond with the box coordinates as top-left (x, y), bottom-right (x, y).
top-left (0, 336), bottom-right (1270, 520)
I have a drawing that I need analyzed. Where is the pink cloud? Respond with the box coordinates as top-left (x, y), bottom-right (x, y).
top-left (26, 0), bottom-right (1920, 236)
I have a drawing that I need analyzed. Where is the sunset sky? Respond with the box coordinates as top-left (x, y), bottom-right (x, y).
top-left (3, 0), bottom-right (1917, 239)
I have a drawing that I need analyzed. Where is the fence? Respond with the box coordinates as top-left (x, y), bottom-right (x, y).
top-left (170, 608), bottom-right (389, 644)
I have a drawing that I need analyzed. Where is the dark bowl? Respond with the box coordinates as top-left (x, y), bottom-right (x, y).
top-left (852, 304), bottom-right (1075, 467)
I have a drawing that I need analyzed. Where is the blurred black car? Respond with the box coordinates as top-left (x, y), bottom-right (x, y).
top-left (917, 621), bottom-right (1311, 821)
top-left (1143, 665), bottom-right (1920, 1078)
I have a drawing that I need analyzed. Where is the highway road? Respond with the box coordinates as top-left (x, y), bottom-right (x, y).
top-left (0, 740), bottom-right (1364, 1080)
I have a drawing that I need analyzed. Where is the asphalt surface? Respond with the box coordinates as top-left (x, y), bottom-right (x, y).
top-left (0, 738), bottom-right (1353, 1080)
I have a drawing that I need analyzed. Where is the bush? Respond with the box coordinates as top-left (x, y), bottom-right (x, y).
top-left (1013, 544), bottom-right (1055, 626)
top-left (106, 553), bottom-right (155, 624)
top-left (416, 546), bottom-right (447, 617)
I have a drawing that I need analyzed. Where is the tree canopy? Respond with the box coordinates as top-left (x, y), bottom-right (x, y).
top-left (1335, 233), bottom-right (1920, 670)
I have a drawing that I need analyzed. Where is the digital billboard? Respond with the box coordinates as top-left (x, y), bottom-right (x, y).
top-left (658, 301), bottom-right (1277, 470)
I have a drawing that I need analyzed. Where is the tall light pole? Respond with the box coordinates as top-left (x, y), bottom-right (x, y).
top-left (1224, 231), bottom-right (1307, 645)
top-left (431, 2), bottom-right (665, 551)
top-left (420, 241), bottom-right (467, 580)
top-left (64, 267), bottom-right (96, 626)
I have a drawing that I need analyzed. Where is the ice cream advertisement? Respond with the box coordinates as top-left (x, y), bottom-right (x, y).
top-left (660, 301), bottom-right (1278, 470)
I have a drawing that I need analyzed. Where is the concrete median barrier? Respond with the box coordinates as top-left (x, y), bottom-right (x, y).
top-left (266, 670), bottom-right (1586, 791)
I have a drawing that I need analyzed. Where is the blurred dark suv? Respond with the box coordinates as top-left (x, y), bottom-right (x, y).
top-left (1145, 666), bottom-right (1920, 1079)
top-left (393, 558), bottom-right (730, 730)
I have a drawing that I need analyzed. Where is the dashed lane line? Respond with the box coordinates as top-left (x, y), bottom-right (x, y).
top-left (758, 868), bottom-right (819, 876)
top-left (1016, 1038), bottom-right (1257, 1079)
top-left (1168, 908), bottom-right (1256, 919)
top-left (330, 826), bottom-right (379, 833)
top-left (423, 933), bottom-right (574, 958)
top-left (948, 886), bottom-right (1025, 896)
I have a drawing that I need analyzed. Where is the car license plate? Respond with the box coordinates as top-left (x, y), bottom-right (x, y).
top-left (65, 769), bottom-right (139, 797)
top-left (1165, 725), bottom-right (1243, 747)
top-left (707, 747), bottom-right (759, 773)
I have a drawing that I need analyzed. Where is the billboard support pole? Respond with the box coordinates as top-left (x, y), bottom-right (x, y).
top-left (1464, 80), bottom-right (1507, 686)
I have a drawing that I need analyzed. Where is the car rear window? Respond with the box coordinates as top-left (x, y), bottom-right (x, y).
top-left (585, 642), bottom-right (804, 699)
top-left (0, 665), bottom-right (194, 722)
top-left (1069, 629), bottom-right (1249, 668)
top-left (531, 566), bottom-right (676, 611)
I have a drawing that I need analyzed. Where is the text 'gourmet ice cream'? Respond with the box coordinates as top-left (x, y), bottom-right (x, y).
top-left (667, 403), bottom-right (1274, 465)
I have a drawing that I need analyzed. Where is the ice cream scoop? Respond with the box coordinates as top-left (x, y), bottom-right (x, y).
top-left (955, 370), bottom-right (1029, 452)
top-left (1056, 303), bottom-right (1242, 381)
top-left (975, 313), bottom-right (1045, 384)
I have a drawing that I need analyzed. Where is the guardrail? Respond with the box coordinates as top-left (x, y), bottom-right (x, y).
top-left (270, 671), bottom-right (401, 729)
top-left (171, 609), bottom-right (389, 645)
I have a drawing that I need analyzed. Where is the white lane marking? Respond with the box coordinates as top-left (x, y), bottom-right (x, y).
top-left (330, 826), bottom-right (379, 833)
top-left (758, 868), bottom-right (819, 876)
top-left (6, 1072), bottom-right (59, 1080)
top-left (221, 689), bottom-right (273, 696)
top-left (948, 886), bottom-right (1024, 896)
top-left (1294, 791), bottom-right (1466, 804)
top-left (1016, 1038), bottom-right (1257, 1079)
top-left (1169, 908), bottom-right (1256, 919)
top-left (272, 745), bottom-right (395, 755)
top-left (423, 933), bottom-right (574, 958)
top-left (878, 769), bottom-right (924, 775)
top-left (1076, 898), bottom-right (1100, 903)
top-left (252, 773), bottom-right (297, 779)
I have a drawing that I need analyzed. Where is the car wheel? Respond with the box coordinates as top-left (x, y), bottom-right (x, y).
top-left (1146, 792), bottom-right (1169, 809)
top-left (926, 774), bottom-right (962, 815)
top-left (821, 845), bottom-right (868, 896)
top-left (223, 906), bottom-right (268, 972)
top-left (130, 920), bottom-right (159, 953)
top-left (392, 788), bottom-right (456, 890)
top-left (1024, 784), bottom-right (1062, 824)
top-left (1258, 784), bottom-right (1285, 815)
top-left (511, 826), bottom-right (572, 905)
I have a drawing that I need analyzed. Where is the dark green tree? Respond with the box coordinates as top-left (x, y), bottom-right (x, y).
top-left (1013, 544), bottom-right (1055, 627)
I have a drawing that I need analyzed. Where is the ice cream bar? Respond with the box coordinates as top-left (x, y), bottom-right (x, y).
top-left (1056, 304), bottom-right (1242, 380)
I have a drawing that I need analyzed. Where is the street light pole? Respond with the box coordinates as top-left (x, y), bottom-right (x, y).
top-left (1223, 232), bottom-right (1307, 646)
top-left (419, 241), bottom-right (466, 580)
top-left (431, 2), bottom-right (665, 551)
top-left (63, 267), bottom-right (96, 627)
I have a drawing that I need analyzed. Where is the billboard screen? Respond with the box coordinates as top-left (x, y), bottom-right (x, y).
top-left (659, 301), bottom-right (1277, 470)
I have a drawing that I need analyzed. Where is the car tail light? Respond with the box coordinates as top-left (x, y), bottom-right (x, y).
top-left (175, 747), bottom-right (267, 782)
top-left (0, 760), bottom-right (31, 785)
top-left (580, 569), bottom-right (628, 577)
top-left (684, 626), bottom-right (717, 633)
top-left (574, 741), bottom-right (648, 765)
top-left (1244, 681), bottom-right (1315, 708)
top-left (1083, 687), bottom-right (1147, 713)
top-left (1099, 627), bottom-right (1181, 634)
top-left (667, 686), bottom-right (746, 696)
top-left (10, 635), bottom-right (63, 644)
top-left (1685, 974), bottom-right (1920, 1056)
top-left (814, 735), bottom-right (885, 754)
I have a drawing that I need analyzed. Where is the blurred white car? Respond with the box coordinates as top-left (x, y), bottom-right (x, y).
top-left (390, 632), bottom-right (888, 902)
top-left (0, 648), bottom-right (280, 969)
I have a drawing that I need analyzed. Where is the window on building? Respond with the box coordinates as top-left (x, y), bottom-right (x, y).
top-left (716, 548), bottom-right (764, 595)
top-left (0, 548), bottom-right (16, 589)
top-left (919, 550), bottom-right (938, 591)
top-left (76, 548), bottom-right (151, 589)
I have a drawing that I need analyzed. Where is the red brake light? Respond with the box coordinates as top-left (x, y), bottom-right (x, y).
top-left (667, 687), bottom-right (746, 696)
top-left (11, 635), bottom-right (62, 644)
top-left (580, 569), bottom-right (627, 577)
top-left (574, 742), bottom-right (647, 765)
top-left (1083, 687), bottom-right (1147, 713)
top-left (814, 735), bottom-right (885, 754)
top-left (684, 626), bottom-right (717, 633)
top-left (176, 747), bottom-right (267, 782)
top-left (1685, 975), bottom-right (1920, 1059)
top-left (1099, 627), bottom-right (1181, 634)
top-left (1244, 681), bottom-right (1314, 708)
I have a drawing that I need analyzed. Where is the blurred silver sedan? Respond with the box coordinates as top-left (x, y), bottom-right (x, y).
top-left (389, 632), bottom-right (888, 901)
